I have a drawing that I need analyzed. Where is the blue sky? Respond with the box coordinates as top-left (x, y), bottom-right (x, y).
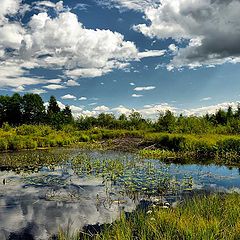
top-left (1, 0), bottom-right (240, 118)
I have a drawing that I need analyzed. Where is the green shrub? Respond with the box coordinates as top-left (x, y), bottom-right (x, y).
top-left (217, 138), bottom-right (240, 153)
top-left (154, 135), bottom-right (186, 151)
top-left (0, 138), bottom-right (8, 150)
top-left (78, 134), bottom-right (90, 142)
top-left (39, 125), bottom-right (54, 136)
top-left (49, 139), bottom-right (57, 147)
top-left (8, 136), bottom-right (25, 150)
top-left (16, 125), bottom-right (36, 135)
top-left (2, 122), bottom-right (12, 132)
top-left (90, 133), bottom-right (103, 141)
top-left (24, 139), bottom-right (38, 149)
top-left (33, 137), bottom-right (49, 148)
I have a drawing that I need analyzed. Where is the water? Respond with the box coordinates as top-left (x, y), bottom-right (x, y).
top-left (0, 149), bottom-right (240, 239)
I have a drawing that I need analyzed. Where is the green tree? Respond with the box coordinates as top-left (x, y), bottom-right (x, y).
top-left (214, 109), bottom-right (227, 125)
top-left (62, 105), bottom-right (74, 124)
top-left (22, 94), bottom-right (46, 124)
top-left (157, 110), bottom-right (176, 133)
top-left (7, 93), bottom-right (22, 125)
top-left (129, 110), bottom-right (144, 130)
top-left (0, 95), bottom-right (10, 126)
top-left (119, 114), bottom-right (128, 121)
top-left (97, 113), bottom-right (116, 128)
top-left (76, 116), bottom-right (97, 130)
top-left (47, 96), bottom-right (60, 115)
top-left (227, 106), bottom-right (234, 120)
top-left (235, 103), bottom-right (240, 119)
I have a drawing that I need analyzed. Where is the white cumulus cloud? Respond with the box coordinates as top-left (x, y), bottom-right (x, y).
top-left (134, 86), bottom-right (156, 91)
top-left (61, 94), bottom-right (77, 100)
top-left (43, 84), bottom-right (66, 90)
top-left (132, 94), bottom-right (143, 98)
top-left (0, 2), bottom-right (164, 91)
top-left (94, 105), bottom-right (110, 111)
top-left (79, 97), bottom-right (87, 101)
top-left (132, 0), bottom-right (240, 69)
top-left (66, 80), bottom-right (80, 86)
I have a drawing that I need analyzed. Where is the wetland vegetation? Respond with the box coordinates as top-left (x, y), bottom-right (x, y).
top-left (1, 93), bottom-right (240, 165)
top-left (72, 193), bottom-right (240, 240)
top-left (1, 148), bottom-right (240, 239)
top-left (1, 93), bottom-right (240, 239)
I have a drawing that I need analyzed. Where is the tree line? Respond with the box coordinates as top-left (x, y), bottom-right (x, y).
top-left (0, 93), bottom-right (73, 129)
top-left (1, 93), bottom-right (240, 134)
top-left (76, 106), bottom-right (240, 134)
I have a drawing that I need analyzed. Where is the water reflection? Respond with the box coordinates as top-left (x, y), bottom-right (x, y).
top-left (0, 171), bottom-right (136, 240)
top-left (1, 150), bottom-right (240, 239)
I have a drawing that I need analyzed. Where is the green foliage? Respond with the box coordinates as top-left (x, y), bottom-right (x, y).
top-left (156, 110), bottom-right (176, 132)
top-left (87, 193), bottom-right (240, 240)
top-left (16, 124), bottom-right (38, 135)
top-left (1, 93), bottom-right (240, 135)
top-left (0, 124), bottom-right (78, 151)
top-left (47, 95), bottom-right (60, 115)
top-left (140, 149), bottom-right (177, 159)
top-left (0, 94), bottom-right (74, 130)
top-left (0, 138), bottom-right (8, 151)
top-left (155, 134), bottom-right (186, 151)
top-left (2, 122), bottom-right (11, 131)
top-left (22, 93), bottom-right (46, 124)
top-left (217, 138), bottom-right (240, 153)
top-left (8, 136), bottom-right (25, 150)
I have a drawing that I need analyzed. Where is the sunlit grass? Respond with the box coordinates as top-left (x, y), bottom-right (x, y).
top-left (1, 125), bottom-right (240, 165)
top-left (81, 193), bottom-right (240, 240)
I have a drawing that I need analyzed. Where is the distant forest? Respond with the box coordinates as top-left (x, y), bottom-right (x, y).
top-left (1, 93), bottom-right (240, 134)
top-left (0, 93), bottom-right (73, 128)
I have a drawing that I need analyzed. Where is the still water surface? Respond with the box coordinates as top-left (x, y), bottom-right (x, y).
top-left (0, 149), bottom-right (240, 239)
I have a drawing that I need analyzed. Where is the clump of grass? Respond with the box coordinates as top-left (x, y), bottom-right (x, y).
top-left (139, 149), bottom-right (178, 159)
top-left (0, 125), bottom-right (78, 151)
top-left (0, 149), bottom-right (73, 174)
top-left (84, 193), bottom-right (240, 240)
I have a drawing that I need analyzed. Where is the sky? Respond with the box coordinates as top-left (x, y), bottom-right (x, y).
top-left (1, 0), bottom-right (240, 118)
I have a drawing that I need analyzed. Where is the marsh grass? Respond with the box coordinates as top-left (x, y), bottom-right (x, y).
top-left (0, 124), bottom-right (78, 151)
top-left (1, 125), bottom-right (240, 165)
top-left (71, 153), bottom-right (193, 198)
top-left (73, 193), bottom-right (240, 240)
top-left (0, 149), bottom-right (73, 174)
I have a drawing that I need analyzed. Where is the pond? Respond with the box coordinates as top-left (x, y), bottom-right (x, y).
top-left (0, 148), bottom-right (240, 239)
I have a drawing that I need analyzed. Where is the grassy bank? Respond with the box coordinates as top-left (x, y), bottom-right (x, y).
top-left (0, 124), bottom-right (78, 151)
top-left (59, 193), bottom-right (240, 240)
top-left (1, 125), bottom-right (240, 164)
top-left (140, 133), bottom-right (240, 164)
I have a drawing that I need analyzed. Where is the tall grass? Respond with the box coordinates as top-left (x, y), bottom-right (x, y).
top-left (142, 133), bottom-right (240, 162)
top-left (0, 124), bottom-right (78, 151)
top-left (76, 193), bottom-right (240, 240)
top-left (1, 125), bottom-right (240, 163)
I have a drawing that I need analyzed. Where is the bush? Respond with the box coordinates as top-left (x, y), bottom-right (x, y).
top-left (25, 139), bottom-right (38, 149)
top-left (90, 133), bottom-right (103, 141)
top-left (154, 135), bottom-right (186, 151)
top-left (78, 134), bottom-right (90, 142)
top-left (34, 137), bottom-right (49, 148)
top-left (16, 125), bottom-right (36, 135)
top-left (49, 139), bottom-right (57, 147)
top-left (2, 122), bottom-right (12, 132)
top-left (217, 138), bottom-right (240, 153)
top-left (0, 139), bottom-right (8, 151)
top-left (8, 136), bottom-right (25, 150)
